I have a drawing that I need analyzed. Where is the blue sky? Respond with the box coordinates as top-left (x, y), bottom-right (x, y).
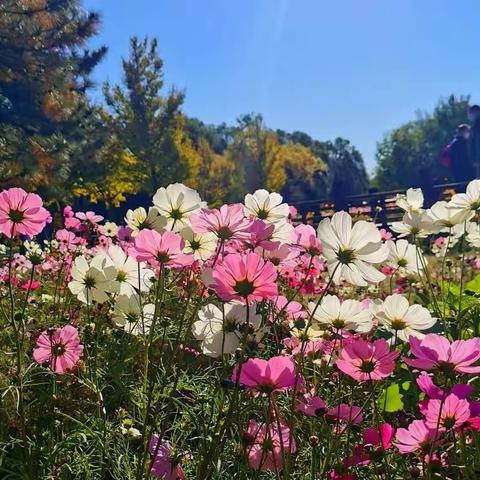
top-left (83, 0), bottom-right (480, 171)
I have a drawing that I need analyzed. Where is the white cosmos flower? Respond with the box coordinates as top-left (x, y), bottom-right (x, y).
top-left (391, 211), bottom-right (439, 238)
top-left (244, 189), bottom-right (290, 224)
top-left (270, 220), bottom-right (294, 244)
top-left (395, 188), bottom-right (424, 213)
top-left (112, 294), bottom-right (154, 336)
top-left (101, 221), bottom-right (119, 237)
top-left (466, 222), bottom-right (480, 248)
top-left (68, 255), bottom-right (116, 304)
top-left (192, 302), bottom-right (262, 357)
top-left (450, 179), bottom-right (480, 213)
top-left (386, 239), bottom-right (424, 274)
top-left (317, 211), bottom-right (389, 286)
top-left (153, 183), bottom-right (206, 231)
top-left (125, 207), bottom-right (166, 236)
top-left (371, 294), bottom-right (436, 342)
top-left (427, 201), bottom-right (473, 232)
top-left (98, 245), bottom-right (152, 296)
top-left (308, 294), bottom-right (373, 333)
top-left (180, 227), bottom-right (218, 261)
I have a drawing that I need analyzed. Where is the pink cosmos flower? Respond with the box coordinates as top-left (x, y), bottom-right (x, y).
top-left (75, 211), bottom-right (104, 225)
top-left (326, 404), bottom-right (364, 425)
top-left (272, 295), bottom-right (307, 321)
top-left (20, 279), bottom-right (40, 291)
top-left (403, 334), bottom-right (480, 374)
top-left (417, 372), bottom-right (472, 400)
top-left (0, 188), bottom-right (50, 238)
top-left (244, 419), bottom-right (296, 472)
top-left (232, 356), bottom-right (296, 393)
top-left (211, 252), bottom-right (278, 304)
top-left (148, 435), bottom-right (186, 480)
top-left (33, 325), bottom-right (83, 373)
top-left (190, 203), bottom-right (251, 241)
top-left (345, 423), bottom-right (395, 467)
top-left (291, 224), bottom-right (322, 256)
top-left (425, 393), bottom-right (471, 431)
top-left (395, 420), bottom-right (438, 454)
top-left (129, 229), bottom-right (193, 268)
top-left (56, 229), bottom-right (80, 252)
top-left (296, 390), bottom-right (326, 416)
top-left (379, 228), bottom-right (393, 241)
top-left (245, 219), bottom-right (278, 250)
top-left (336, 338), bottom-right (399, 381)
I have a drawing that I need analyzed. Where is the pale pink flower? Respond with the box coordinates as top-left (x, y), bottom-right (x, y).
top-left (129, 229), bottom-right (193, 268)
top-left (232, 356), bottom-right (296, 393)
top-left (56, 229), bottom-right (80, 252)
top-left (336, 338), bottom-right (399, 381)
top-left (148, 435), bottom-right (186, 479)
top-left (190, 203), bottom-right (251, 241)
top-left (425, 394), bottom-right (471, 431)
top-left (75, 211), bottom-right (104, 225)
top-left (33, 325), bottom-right (83, 373)
top-left (403, 334), bottom-right (480, 374)
top-left (291, 224), bottom-right (322, 256)
top-left (244, 419), bottom-right (296, 472)
top-left (0, 188), bottom-right (50, 238)
top-left (211, 252), bottom-right (277, 304)
top-left (395, 420), bottom-right (438, 454)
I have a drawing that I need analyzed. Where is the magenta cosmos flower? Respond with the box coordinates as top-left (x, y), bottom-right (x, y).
top-left (33, 325), bottom-right (83, 373)
top-left (336, 338), bottom-right (399, 381)
top-left (129, 229), bottom-right (193, 268)
top-left (190, 203), bottom-right (251, 241)
top-left (148, 435), bottom-right (186, 480)
top-left (0, 188), bottom-right (50, 238)
top-left (232, 356), bottom-right (296, 393)
top-left (211, 252), bottom-right (277, 304)
top-left (403, 334), bottom-right (480, 374)
top-left (425, 393), bottom-right (471, 431)
top-left (244, 419), bottom-right (296, 472)
top-left (395, 420), bottom-right (438, 454)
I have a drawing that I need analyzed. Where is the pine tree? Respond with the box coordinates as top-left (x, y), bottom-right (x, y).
top-left (104, 36), bottom-right (193, 193)
top-left (0, 0), bottom-right (106, 200)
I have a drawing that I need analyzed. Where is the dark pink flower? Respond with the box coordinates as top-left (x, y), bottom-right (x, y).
top-left (232, 356), bottom-right (296, 393)
top-left (211, 252), bottom-right (277, 304)
top-left (148, 435), bottom-right (185, 479)
top-left (244, 419), bottom-right (296, 472)
top-left (20, 279), bottom-right (40, 291)
top-left (403, 334), bottom-right (480, 374)
top-left (0, 188), bottom-right (50, 238)
top-left (33, 325), bottom-right (83, 373)
top-left (296, 390), bottom-right (326, 416)
top-left (336, 339), bottom-right (399, 381)
top-left (129, 229), bottom-right (193, 268)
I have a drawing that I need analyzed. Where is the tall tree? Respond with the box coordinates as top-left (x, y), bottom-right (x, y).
top-left (104, 37), bottom-right (197, 193)
top-left (0, 0), bottom-right (107, 200)
top-left (374, 95), bottom-right (470, 189)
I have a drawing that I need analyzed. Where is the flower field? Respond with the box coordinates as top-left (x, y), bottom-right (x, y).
top-left (2, 181), bottom-right (480, 479)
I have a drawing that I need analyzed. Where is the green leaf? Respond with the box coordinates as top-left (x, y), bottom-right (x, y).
top-left (377, 381), bottom-right (411, 412)
top-left (465, 275), bottom-right (480, 294)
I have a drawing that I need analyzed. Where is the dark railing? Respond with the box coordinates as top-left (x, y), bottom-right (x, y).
top-left (292, 181), bottom-right (470, 228)
top-left (71, 181), bottom-right (471, 230)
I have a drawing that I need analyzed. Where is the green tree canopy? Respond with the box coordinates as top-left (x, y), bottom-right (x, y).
top-left (0, 0), bottom-right (107, 200)
top-left (373, 94), bottom-right (470, 190)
